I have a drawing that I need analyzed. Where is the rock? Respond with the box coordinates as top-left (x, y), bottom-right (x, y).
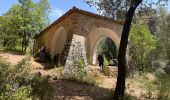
top-left (48, 72), bottom-right (61, 80)
top-left (64, 34), bottom-right (88, 75)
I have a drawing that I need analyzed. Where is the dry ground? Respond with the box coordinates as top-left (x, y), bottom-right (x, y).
top-left (0, 52), bottom-right (155, 100)
top-left (0, 52), bottom-right (118, 100)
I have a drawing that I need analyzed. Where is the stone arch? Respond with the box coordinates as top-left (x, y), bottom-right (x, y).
top-left (87, 28), bottom-right (120, 64)
top-left (50, 26), bottom-right (67, 59)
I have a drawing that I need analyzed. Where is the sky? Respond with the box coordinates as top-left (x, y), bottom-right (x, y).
top-left (0, 0), bottom-right (97, 22)
top-left (0, 0), bottom-right (170, 22)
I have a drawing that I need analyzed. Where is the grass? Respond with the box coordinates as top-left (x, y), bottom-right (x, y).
top-left (0, 46), bottom-right (25, 55)
top-left (0, 45), bottom-right (34, 56)
top-left (3, 46), bottom-right (170, 99)
top-left (50, 65), bottom-right (99, 86)
top-left (0, 57), bottom-right (53, 100)
top-left (126, 71), bottom-right (170, 99)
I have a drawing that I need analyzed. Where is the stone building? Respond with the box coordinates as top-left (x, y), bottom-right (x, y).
top-left (33, 7), bottom-right (123, 67)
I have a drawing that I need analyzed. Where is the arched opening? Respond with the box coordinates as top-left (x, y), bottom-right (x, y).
top-left (50, 27), bottom-right (67, 59)
top-left (87, 28), bottom-right (120, 65)
top-left (92, 37), bottom-right (117, 65)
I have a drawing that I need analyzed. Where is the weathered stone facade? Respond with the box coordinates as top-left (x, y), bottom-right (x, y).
top-left (64, 34), bottom-right (87, 74)
top-left (33, 7), bottom-right (123, 67)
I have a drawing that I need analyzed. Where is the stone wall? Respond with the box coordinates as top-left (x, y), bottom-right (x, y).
top-left (35, 13), bottom-right (75, 54)
top-left (64, 34), bottom-right (87, 74)
top-left (74, 12), bottom-right (123, 37)
top-left (34, 9), bottom-right (123, 65)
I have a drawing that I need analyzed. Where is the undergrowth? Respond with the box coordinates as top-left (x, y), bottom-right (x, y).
top-left (0, 57), bottom-right (52, 100)
top-left (63, 59), bottom-right (97, 86)
top-left (126, 70), bottom-right (170, 99)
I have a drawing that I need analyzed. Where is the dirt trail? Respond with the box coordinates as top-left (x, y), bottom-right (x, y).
top-left (0, 52), bottom-right (26, 65)
top-left (0, 52), bottom-right (118, 99)
top-left (0, 52), bottom-right (117, 87)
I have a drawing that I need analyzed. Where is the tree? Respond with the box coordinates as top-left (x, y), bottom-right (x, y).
top-left (0, 12), bottom-right (19, 48)
top-left (17, 0), bottom-right (50, 52)
top-left (0, 0), bottom-right (50, 52)
top-left (156, 7), bottom-right (170, 65)
top-left (85, 0), bottom-right (168, 98)
top-left (129, 22), bottom-right (157, 72)
top-left (85, 0), bottom-right (130, 19)
top-left (85, 0), bottom-right (143, 98)
top-left (114, 1), bottom-right (143, 99)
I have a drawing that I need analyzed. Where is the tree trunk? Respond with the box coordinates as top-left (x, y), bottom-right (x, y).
top-left (22, 36), bottom-right (24, 52)
top-left (114, 1), bottom-right (143, 99)
top-left (24, 36), bottom-right (29, 53)
top-left (3, 39), bottom-right (8, 47)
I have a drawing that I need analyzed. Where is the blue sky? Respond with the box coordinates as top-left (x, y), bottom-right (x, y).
top-left (0, 0), bottom-right (96, 22)
top-left (48, 0), bottom-right (96, 22)
top-left (0, 0), bottom-right (170, 22)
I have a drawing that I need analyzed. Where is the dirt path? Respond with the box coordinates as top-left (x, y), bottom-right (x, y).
top-left (51, 79), bottom-right (114, 100)
top-left (0, 52), bottom-right (54, 74)
top-left (0, 52), bottom-right (26, 65)
top-left (0, 52), bottom-right (118, 99)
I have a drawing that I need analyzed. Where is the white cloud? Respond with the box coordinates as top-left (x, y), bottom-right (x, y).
top-left (49, 7), bottom-right (64, 22)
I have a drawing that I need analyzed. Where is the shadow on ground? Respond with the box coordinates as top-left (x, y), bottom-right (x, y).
top-left (33, 59), bottom-right (55, 69)
top-left (51, 79), bottom-right (114, 100)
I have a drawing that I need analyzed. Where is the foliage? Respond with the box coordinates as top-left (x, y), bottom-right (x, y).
top-left (63, 59), bottom-right (97, 85)
top-left (0, 0), bottom-right (51, 52)
top-left (156, 7), bottom-right (170, 65)
top-left (126, 70), bottom-right (170, 99)
top-left (0, 15), bottom-right (20, 48)
top-left (103, 56), bottom-right (109, 67)
top-left (129, 22), bottom-right (157, 71)
top-left (85, 0), bottom-right (168, 98)
top-left (85, 0), bottom-right (167, 20)
top-left (86, 0), bottom-right (144, 98)
top-left (0, 57), bottom-right (32, 100)
top-left (0, 57), bottom-right (52, 100)
top-left (0, 46), bottom-right (24, 55)
top-left (155, 68), bottom-right (170, 99)
top-left (31, 74), bottom-right (52, 100)
top-left (85, 0), bottom-right (130, 19)
top-left (97, 37), bottom-right (117, 61)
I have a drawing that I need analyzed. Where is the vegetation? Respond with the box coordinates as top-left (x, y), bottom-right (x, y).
top-left (85, 0), bottom-right (129, 19)
top-left (97, 37), bottom-right (117, 61)
top-left (63, 59), bottom-right (97, 86)
top-left (0, 0), bottom-right (170, 99)
top-left (86, 0), bottom-right (169, 99)
top-left (156, 7), bottom-right (170, 65)
top-left (129, 22), bottom-right (157, 72)
top-left (0, 0), bottom-right (50, 52)
top-left (0, 57), bottom-right (52, 100)
top-left (126, 70), bottom-right (170, 99)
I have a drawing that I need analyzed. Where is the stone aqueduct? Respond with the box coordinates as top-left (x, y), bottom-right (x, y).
top-left (33, 7), bottom-right (123, 66)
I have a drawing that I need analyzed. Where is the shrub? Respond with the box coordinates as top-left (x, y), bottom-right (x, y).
top-left (31, 74), bottom-right (52, 100)
top-left (64, 59), bottom-right (97, 85)
top-left (155, 68), bottom-right (170, 99)
top-left (0, 57), bottom-right (52, 100)
top-left (0, 57), bottom-right (32, 100)
top-left (104, 56), bottom-right (109, 67)
top-left (10, 86), bottom-right (32, 100)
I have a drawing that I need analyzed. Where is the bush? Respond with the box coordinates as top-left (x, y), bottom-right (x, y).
top-left (0, 57), bottom-right (52, 100)
top-left (63, 59), bottom-right (97, 85)
top-left (31, 74), bottom-right (52, 100)
top-left (9, 86), bottom-right (32, 100)
top-left (127, 71), bottom-right (170, 99)
top-left (155, 68), bottom-right (170, 99)
top-left (0, 57), bottom-right (32, 100)
top-left (104, 56), bottom-right (109, 67)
